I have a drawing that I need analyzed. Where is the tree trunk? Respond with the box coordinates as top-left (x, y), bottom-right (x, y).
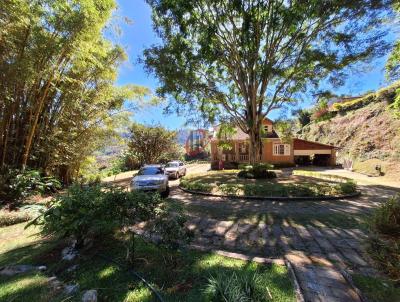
top-left (248, 126), bottom-right (261, 164)
top-left (21, 78), bottom-right (53, 170)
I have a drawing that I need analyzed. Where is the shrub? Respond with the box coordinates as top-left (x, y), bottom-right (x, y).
top-left (243, 184), bottom-right (286, 197)
top-left (312, 107), bottom-right (329, 120)
top-left (237, 170), bottom-right (254, 179)
top-left (237, 164), bottom-right (276, 179)
top-left (238, 163), bottom-right (274, 171)
top-left (332, 93), bottom-right (376, 112)
top-left (288, 185), bottom-right (317, 197)
top-left (0, 168), bottom-right (61, 205)
top-left (151, 209), bottom-right (194, 250)
top-left (336, 180), bottom-right (357, 194)
top-left (30, 185), bottom-right (162, 247)
top-left (204, 271), bottom-right (268, 302)
top-left (253, 163), bottom-right (274, 170)
top-left (367, 195), bottom-right (400, 281)
top-left (238, 164), bottom-right (253, 170)
top-left (219, 184), bottom-right (241, 195)
top-left (370, 195), bottom-right (400, 238)
top-left (30, 184), bottom-right (192, 256)
top-left (265, 171), bottom-right (276, 179)
top-left (223, 161), bottom-right (239, 170)
top-left (180, 179), bottom-right (213, 192)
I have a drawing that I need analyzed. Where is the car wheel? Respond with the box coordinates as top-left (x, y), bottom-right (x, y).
top-left (161, 186), bottom-right (170, 198)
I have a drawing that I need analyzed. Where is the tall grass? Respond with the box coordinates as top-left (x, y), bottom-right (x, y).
top-left (367, 195), bottom-right (400, 282)
top-left (204, 271), bottom-right (270, 302)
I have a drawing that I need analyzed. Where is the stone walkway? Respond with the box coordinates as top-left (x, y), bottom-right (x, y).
top-left (184, 216), bottom-right (371, 301)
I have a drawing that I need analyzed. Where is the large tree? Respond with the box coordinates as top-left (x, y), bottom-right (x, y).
top-left (128, 123), bottom-right (179, 165)
top-left (144, 0), bottom-right (393, 163)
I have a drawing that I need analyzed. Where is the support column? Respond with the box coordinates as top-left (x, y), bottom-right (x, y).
top-left (330, 149), bottom-right (336, 166)
top-left (235, 141), bottom-right (240, 162)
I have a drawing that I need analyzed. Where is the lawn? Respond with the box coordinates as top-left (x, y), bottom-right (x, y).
top-left (0, 222), bottom-right (295, 302)
top-left (180, 170), bottom-right (357, 197)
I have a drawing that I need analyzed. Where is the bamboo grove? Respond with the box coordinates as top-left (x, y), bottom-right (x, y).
top-left (0, 0), bottom-right (139, 182)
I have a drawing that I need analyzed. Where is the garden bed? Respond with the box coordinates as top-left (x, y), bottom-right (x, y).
top-left (180, 170), bottom-right (360, 199)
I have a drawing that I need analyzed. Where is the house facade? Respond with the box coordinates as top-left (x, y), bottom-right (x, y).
top-left (210, 119), bottom-right (337, 167)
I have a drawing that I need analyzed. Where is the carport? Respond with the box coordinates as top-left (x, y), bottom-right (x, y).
top-left (293, 139), bottom-right (337, 166)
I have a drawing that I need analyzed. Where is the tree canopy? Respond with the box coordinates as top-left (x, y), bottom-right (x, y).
top-left (127, 123), bottom-right (180, 166)
top-left (386, 2), bottom-right (400, 115)
top-left (386, 2), bottom-right (400, 81)
top-left (144, 0), bottom-right (393, 163)
top-left (0, 0), bottom-right (150, 182)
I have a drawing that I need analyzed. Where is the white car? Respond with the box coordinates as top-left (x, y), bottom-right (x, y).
top-left (165, 161), bottom-right (186, 179)
top-left (130, 165), bottom-right (169, 197)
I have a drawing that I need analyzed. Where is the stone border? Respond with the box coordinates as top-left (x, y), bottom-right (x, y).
top-left (189, 243), bottom-right (285, 265)
top-left (285, 260), bottom-right (305, 302)
top-left (338, 268), bottom-right (368, 302)
top-left (178, 186), bottom-right (361, 201)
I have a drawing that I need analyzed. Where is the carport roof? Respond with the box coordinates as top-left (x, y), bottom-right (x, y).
top-left (293, 138), bottom-right (339, 149)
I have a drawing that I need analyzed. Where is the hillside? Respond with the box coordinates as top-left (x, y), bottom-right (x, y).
top-left (299, 83), bottom-right (400, 177)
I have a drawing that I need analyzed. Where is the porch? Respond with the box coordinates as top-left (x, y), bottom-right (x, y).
top-left (222, 153), bottom-right (250, 162)
top-left (211, 141), bottom-right (255, 163)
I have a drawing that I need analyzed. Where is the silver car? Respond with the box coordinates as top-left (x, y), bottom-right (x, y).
top-left (165, 161), bottom-right (187, 179)
top-left (130, 165), bottom-right (169, 197)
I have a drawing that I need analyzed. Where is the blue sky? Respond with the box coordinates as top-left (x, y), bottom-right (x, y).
top-left (115, 0), bottom-right (394, 129)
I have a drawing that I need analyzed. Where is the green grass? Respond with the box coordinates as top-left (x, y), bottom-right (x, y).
top-left (352, 274), bottom-right (400, 302)
top-left (0, 272), bottom-right (56, 302)
top-left (181, 171), bottom-right (356, 197)
top-left (0, 223), bottom-right (295, 301)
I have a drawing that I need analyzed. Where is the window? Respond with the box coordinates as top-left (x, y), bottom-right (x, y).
top-left (264, 125), bottom-right (270, 133)
top-left (273, 144), bottom-right (290, 156)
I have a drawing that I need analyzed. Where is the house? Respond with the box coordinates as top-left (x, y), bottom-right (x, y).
top-left (185, 129), bottom-right (211, 158)
top-left (210, 118), bottom-right (337, 167)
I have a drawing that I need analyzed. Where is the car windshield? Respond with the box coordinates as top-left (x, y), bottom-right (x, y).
top-left (137, 167), bottom-right (164, 175)
top-left (166, 162), bottom-right (179, 167)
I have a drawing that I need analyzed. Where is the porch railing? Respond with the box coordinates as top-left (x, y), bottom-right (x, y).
top-left (239, 154), bottom-right (249, 161)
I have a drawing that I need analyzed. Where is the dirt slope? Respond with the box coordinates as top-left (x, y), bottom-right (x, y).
top-left (299, 99), bottom-right (400, 177)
